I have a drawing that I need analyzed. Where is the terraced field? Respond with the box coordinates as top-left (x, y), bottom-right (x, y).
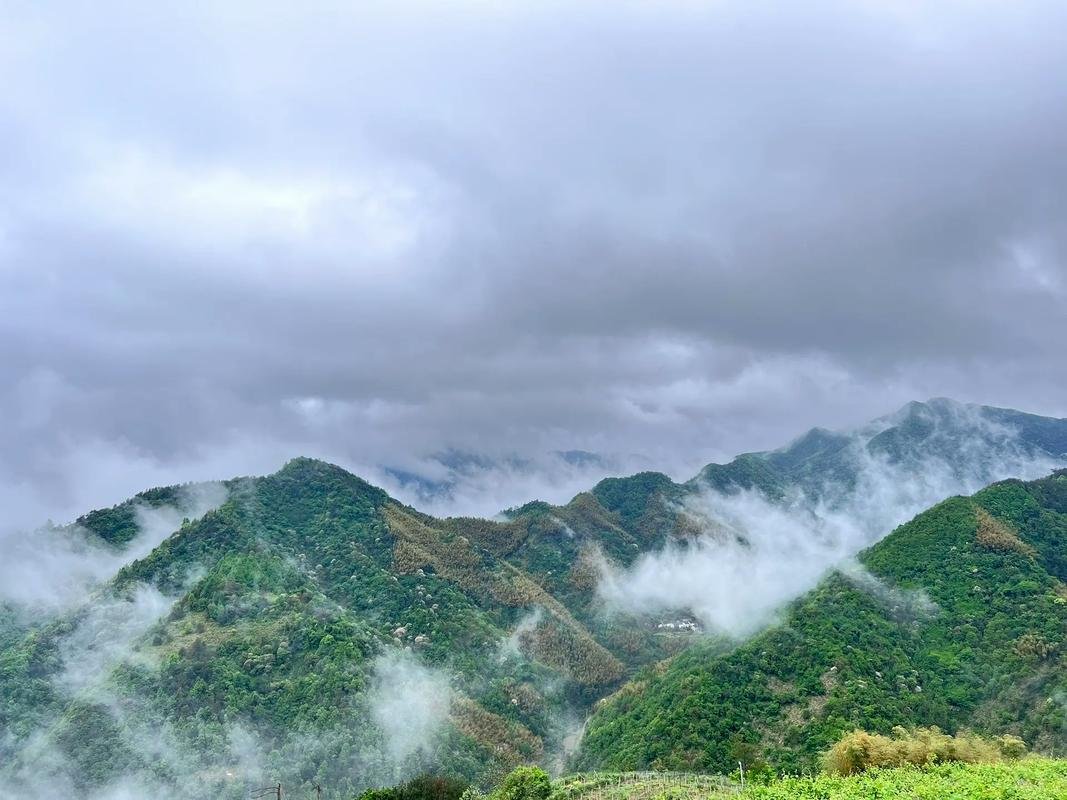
top-left (549, 759), bottom-right (1067, 800)
top-left (549, 772), bottom-right (735, 800)
top-left (743, 758), bottom-right (1067, 799)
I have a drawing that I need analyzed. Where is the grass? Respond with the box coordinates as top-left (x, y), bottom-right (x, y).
top-left (549, 772), bottom-right (733, 800)
top-left (743, 758), bottom-right (1067, 799)
top-left (550, 759), bottom-right (1067, 800)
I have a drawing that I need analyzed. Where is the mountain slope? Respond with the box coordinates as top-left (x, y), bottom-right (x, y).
top-left (2, 399), bottom-right (1066, 798)
top-left (622, 398), bottom-right (1067, 512)
top-left (0, 458), bottom-right (694, 799)
top-left (575, 470), bottom-right (1067, 773)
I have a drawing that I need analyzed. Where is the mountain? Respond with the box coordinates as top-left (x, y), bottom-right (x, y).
top-left (0, 459), bottom-right (697, 800)
top-left (599, 398), bottom-right (1067, 512)
top-left (1, 399), bottom-right (1065, 798)
top-left (377, 400), bottom-right (1067, 516)
top-left (575, 470), bottom-right (1067, 773)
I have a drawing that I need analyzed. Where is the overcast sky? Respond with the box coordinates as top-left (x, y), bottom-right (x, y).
top-left (2, 0), bottom-right (1065, 527)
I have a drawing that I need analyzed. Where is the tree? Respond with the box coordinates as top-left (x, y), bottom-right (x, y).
top-left (491, 767), bottom-right (550, 800)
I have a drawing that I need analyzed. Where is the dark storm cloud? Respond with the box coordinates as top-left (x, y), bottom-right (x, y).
top-left (1, 1), bottom-right (1065, 526)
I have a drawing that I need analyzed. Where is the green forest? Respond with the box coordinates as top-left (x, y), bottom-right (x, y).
top-left (2, 401), bottom-right (1066, 798)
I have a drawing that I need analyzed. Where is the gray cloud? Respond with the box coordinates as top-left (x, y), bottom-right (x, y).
top-left (1, 1), bottom-right (1066, 524)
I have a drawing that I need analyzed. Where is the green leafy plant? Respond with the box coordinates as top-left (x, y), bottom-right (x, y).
top-left (491, 766), bottom-right (551, 800)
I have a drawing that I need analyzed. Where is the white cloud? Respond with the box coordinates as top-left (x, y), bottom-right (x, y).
top-left (368, 649), bottom-right (453, 765)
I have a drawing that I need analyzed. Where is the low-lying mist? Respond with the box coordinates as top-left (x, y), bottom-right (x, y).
top-left (3, 402), bottom-right (1063, 795)
top-left (0, 482), bottom-right (228, 613)
top-left (597, 429), bottom-right (1059, 637)
top-left (3, 599), bottom-right (461, 800)
top-left (369, 649), bottom-right (454, 767)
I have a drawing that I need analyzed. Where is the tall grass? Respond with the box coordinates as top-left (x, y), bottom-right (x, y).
top-left (822, 726), bottom-right (1026, 776)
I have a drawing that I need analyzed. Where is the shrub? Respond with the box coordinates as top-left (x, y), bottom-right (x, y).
top-left (822, 727), bottom-right (1026, 776)
top-left (995, 735), bottom-right (1028, 759)
top-left (491, 766), bottom-right (552, 800)
top-left (358, 774), bottom-right (469, 800)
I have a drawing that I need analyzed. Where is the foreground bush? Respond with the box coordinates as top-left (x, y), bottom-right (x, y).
top-left (358, 774), bottom-right (469, 800)
top-left (822, 726), bottom-right (1027, 776)
top-left (490, 766), bottom-right (551, 800)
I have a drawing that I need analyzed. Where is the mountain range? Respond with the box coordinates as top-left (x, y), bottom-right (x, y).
top-left (1, 398), bottom-right (1065, 798)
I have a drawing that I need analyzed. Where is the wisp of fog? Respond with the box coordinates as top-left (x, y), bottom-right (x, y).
top-left (596, 421), bottom-right (1060, 637)
top-left (0, 482), bottom-right (228, 612)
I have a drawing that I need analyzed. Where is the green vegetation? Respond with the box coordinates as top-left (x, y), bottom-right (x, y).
top-left (532, 759), bottom-right (1067, 800)
top-left (577, 472), bottom-right (1067, 773)
top-left (358, 774), bottom-right (470, 800)
top-left (822, 726), bottom-right (1026, 776)
top-left (742, 759), bottom-right (1067, 799)
top-left (488, 720), bottom-right (1060, 800)
top-left (75, 485), bottom-right (185, 545)
top-left (0, 458), bottom-right (695, 798)
top-left (3, 400), bottom-right (1067, 796)
top-left (489, 766), bottom-right (552, 800)
top-left (549, 771), bottom-right (731, 800)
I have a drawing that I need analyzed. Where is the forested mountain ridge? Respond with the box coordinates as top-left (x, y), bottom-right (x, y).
top-left (0, 458), bottom-right (704, 799)
top-left (576, 470), bottom-right (1067, 773)
top-left (596, 398), bottom-right (1067, 511)
top-left (1, 399), bottom-right (1066, 798)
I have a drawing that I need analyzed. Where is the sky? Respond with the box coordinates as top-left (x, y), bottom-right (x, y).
top-left (2, 0), bottom-right (1066, 528)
